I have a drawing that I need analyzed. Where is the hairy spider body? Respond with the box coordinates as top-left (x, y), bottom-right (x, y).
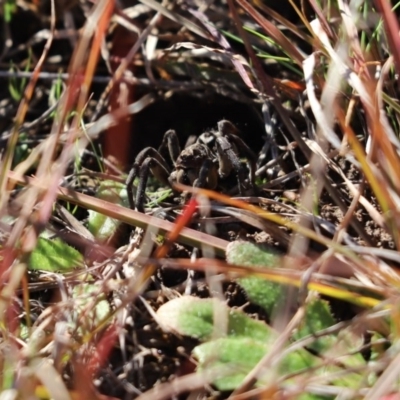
top-left (169, 143), bottom-right (218, 189)
top-left (126, 121), bottom-right (256, 212)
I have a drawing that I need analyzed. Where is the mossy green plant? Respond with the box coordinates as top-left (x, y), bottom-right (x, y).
top-left (157, 241), bottom-right (368, 393)
top-left (29, 237), bottom-right (83, 272)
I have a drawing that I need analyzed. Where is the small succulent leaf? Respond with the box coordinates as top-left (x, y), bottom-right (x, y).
top-left (226, 240), bottom-right (281, 267)
top-left (225, 241), bottom-right (367, 390)
top-left (226, 241), bottom-right (285, 315)
top-left (193, 337), bottom-right (317, 392)
top-left (88, 180), bottom-right (128, 241)
top-left (193, 337), bottom-right (269, 391)
top-left (28, 237), bottom-right (83, 272)
top-left (294, 295), bottom-right (366, 377)
top-left (293, 297), bottom-right (337, 353)
top-left (237, 275), bottom-right (284, 316)
top-left (156, 296), bottom-right (273, 341)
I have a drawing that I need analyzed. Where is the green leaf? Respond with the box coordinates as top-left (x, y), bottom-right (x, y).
top-left (88, 180), bottom-right (128, 241)
top-left (225, 241), bottom-right (367, 389)
top-left (293, 297), bottom-right (336, 353)
top-left (226, 241), bottom-right (285, 315)
top-left (156, 296), bottom-right (273, 341)
top-left (8, 76), bottom-right (21, 101)
top-left (193, 337), bottom-right (316, 392)
top-left (226, 241), bottom-right (281, 267)
top-left (193, 337), bottom-right (268, 391)
top-left (28, 237), bottom-right (83, 272)
top-left (296, 297), bottom-right (367, 385)
top-left (157, 242), bottom-right (369, 394)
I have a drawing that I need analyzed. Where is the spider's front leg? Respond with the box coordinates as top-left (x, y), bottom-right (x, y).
top-left (126, 148), bottom-right (170, 212)
top-left (158, 129), bottom-right (181, 164)
top-left (227, 134), bottom-right (257, 191)
top-left (215, 136), bottom-right (246, 195)
top-left (215, 135), bottom-right (257, 195)
top-left (193, 159), bottom-right (218, 189)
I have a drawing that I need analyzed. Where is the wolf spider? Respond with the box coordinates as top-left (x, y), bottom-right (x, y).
top-left (126, 120), bottom-right (256, 212)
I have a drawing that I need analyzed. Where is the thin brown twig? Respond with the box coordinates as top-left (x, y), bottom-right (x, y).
top-left (0, 0), bottom-right (56, 213)
top-left (7, 170), bottom-right (229, 256)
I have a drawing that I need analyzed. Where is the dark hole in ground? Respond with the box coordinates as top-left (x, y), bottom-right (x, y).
top-left (130, 93), bottom-right (265, 160)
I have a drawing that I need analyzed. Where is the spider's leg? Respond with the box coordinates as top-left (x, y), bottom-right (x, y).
top-left (126, 147), bottom-right (170, 211)
top-left (215, 136), bottom-right (237, 178)
top-left (158, 129), bottom-right (181, 164)
top-left (184, 134), bottom-right (198, 148)
top-left (194, 159), bottom-right (218, 189)
top-left (134, 147), bottom-right (169, 169)
top-left (126, 163), bottom-right (140, 210)
top-left (135, 157), bottom-right (152, 212)
top-left (135, 157), bottom-right (170, 212)
top-left (226, 134), bottom-right (257, 190)
top-left (217, 120), bottom-right (257, 189)
top-left (217, 119), bottom-right (241, 136)
top-left (215, 136), bottom-right (248, 194)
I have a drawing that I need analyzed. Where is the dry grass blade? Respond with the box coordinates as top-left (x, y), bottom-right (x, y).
top-left (303, 138), bottom-right (385, 229)
top-left (0, 263), bottom-right (26, 320)
top-left (30, 358), bottom-right (70, 400)
top-left (176, 184), bottom-right (356, 257)
top-left (189, 9), bottom-right (256, 91)
top-left (11, 93), bottom-right (155, 179)
top-left (231, 306), bottom-right (306, 396)
top-left (139, 0), bottom-right (208, 39)
top-left (136, 370), bottom-right (225, 400)
top-left (235, 0), bottom-right (305, 67)
top-left (227, 0), bottom-right (311, 163)
top-left (307, 15), bottom-right (400, 247)
top-left (303, 53), bottom-right (341, 149)
top-left (7, 171), bottom-right (228, 255)
top-left (251, 1), bottom-right (312, 43)
top-left (336, 109), bottom-right (394, 217)
top-left (93, 9), bottom-right (160, 119)
top-left (374, 0), bottom-right (400, 90)
top-left (304, 0), bottom-right (334, 38)
top-left (365, 349), bottom-right (400, 400)
top-left (0, 0), bottom-right (55, 211)
top-left (115, 199), bottom-right (200, 312)
top-left (163, 41), bottom-right (258, 94)
top-left (143, 257), bottom-right (384, 308)
top-left (337, 0), bottom-right (366, 72)
top-left (4, 0), bottom-right (400, 397)
top-left (5, 0), bottom-right (115, 253)
top-left (176, 184), bottom-right (400, 286)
